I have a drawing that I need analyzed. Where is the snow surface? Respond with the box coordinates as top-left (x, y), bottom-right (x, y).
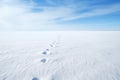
top-left (0, 31), bottom-right (120, 80)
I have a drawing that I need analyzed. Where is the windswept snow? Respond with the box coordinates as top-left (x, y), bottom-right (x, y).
top-left (0, 31), bottom-right (120, 80)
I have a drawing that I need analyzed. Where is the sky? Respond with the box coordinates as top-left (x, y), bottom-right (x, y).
top-left (0, 0), bottom-right (120, 31)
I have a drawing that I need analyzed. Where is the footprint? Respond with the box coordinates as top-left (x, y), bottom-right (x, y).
top-left (42, 51), bottom-right (47, 55)
top-left (49, 44), bottom-right (55, 47)
top-left (32, 77), bottom-right (39, 80)
top-left (42, 49), bottom-right (50, 55)
top-left (46, 49), bottom-right (49, 51)
top-left (41, 58), bottom-right (47, 63)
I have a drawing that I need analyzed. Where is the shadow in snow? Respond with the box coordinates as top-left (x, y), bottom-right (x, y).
top-left (42, 51), bottom-right (47, 55)
top-left (41, 58), bottom-right (47, 63)
top-left (32, 77), bottom-right (39, 80)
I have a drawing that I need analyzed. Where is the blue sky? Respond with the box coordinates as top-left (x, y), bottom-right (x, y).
top-left (0, 0), bottom-right (120, 31)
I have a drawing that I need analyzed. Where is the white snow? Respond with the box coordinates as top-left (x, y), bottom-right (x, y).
top-left (0, 31), bottom-right (120, 80)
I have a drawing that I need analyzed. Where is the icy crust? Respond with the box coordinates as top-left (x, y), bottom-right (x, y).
top-left (0, 31), bottom-right (120, 80)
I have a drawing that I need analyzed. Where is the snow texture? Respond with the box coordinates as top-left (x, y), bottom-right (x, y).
top-left (0, 31), bottom-right (120, 80)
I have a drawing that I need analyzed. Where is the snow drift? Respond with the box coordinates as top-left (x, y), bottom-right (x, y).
top-left (0, 31), bottom-right (120, 80)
